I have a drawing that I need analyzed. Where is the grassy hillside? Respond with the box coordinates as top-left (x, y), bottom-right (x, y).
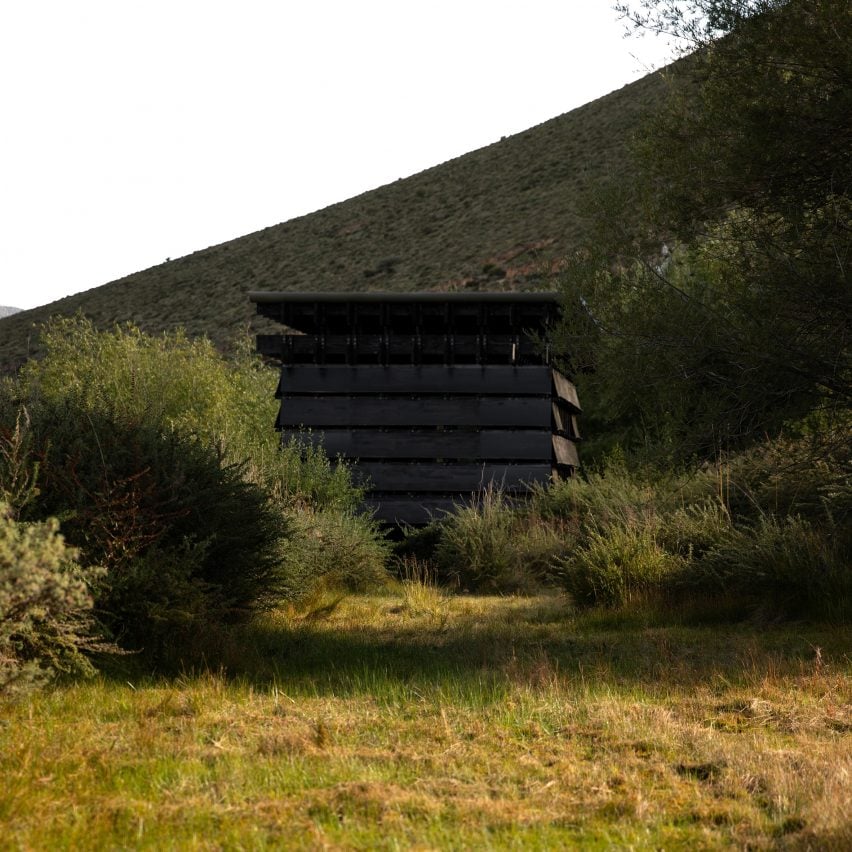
top-left (0, 70), bottom-right (666, 369)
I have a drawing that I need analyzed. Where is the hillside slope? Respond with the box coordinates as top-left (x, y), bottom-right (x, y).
top-left (0, 70), bottom-right (666, 368)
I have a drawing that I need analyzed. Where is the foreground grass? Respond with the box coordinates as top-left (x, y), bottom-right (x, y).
top-left (1, 592), bottom-right (850, 850)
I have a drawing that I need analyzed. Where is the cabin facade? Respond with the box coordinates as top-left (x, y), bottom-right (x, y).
top-left (250, 292), bottom-right (580, 524)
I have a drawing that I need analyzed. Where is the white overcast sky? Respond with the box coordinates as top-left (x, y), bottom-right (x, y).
top-left (0, 1), bottom-right (673, 311)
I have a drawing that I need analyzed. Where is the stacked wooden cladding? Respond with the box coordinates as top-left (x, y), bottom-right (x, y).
top-left (251, 292), bottom-right (581, 524)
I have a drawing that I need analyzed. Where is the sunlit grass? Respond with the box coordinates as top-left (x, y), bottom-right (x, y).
top-left (2, 594), bottom-right (850, 849)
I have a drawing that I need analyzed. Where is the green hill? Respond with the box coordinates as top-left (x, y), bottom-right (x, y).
top-left (0, 69), bottom-right (667, 369)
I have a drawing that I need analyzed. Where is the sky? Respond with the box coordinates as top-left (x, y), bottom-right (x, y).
top-left (0, 1), bottom-right (674, 311)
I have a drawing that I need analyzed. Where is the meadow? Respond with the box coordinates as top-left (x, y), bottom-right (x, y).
top-left (2, 590), bottom-right (849, 850)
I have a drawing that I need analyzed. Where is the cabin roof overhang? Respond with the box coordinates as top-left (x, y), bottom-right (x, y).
top-left (250, 290), bottom-right (562, 342)
top-left (248, 291), bottom-right (560, 304)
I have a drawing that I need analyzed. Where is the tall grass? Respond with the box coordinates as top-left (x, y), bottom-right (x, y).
top-left (419, 433), bottom-right (851, 620)
top-left (430, 486), bottom-right (568, 593)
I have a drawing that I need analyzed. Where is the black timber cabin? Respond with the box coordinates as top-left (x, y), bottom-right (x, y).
top-left (250, 292), bottom-right (581, 525)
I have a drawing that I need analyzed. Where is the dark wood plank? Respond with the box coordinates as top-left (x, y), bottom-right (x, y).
top-left (277, 365), bottom-right (552, 395)
top-left (282, 428), bottom-right (553, 460)
top-left (277, 396), bottom-right (552, 428)
top-left (362, 497), bottom-right (462, 524)
top-left (344, 462), bottom-right (552, 492)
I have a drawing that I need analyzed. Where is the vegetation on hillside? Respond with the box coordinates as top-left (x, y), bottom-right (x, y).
top-left (555, 0), bottom-right (851, 463)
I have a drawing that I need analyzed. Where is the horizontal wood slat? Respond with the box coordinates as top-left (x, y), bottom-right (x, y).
top-left (251, 292), bottom-right (560, 339)
top-left (277, 365), bottom-right (552, 396)
top-left (278, 397), bottom-right (552, 428)
top-left (344, 462), bottom-right (552, 492)
top-left (282, 428), bottom-right (553, 460)
top-left (362, 497), bottom-right (463, 524)
top-left (259, 334), bottom-right (544, 365)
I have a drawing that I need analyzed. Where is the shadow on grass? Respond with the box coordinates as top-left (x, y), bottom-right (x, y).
top-left (95, 593), bottom-right (850, 698)
top-left (112, 594), bottom-right (850, 700)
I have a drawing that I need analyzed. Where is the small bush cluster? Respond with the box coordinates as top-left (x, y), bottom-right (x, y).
top-left (429, 487), bottom-right (569, 593)
top-left (0, 502), bottom-right (97, 692)
top-left (546, 438), bottom-right (852, 619)
top-left (282, 507), bottom-right (391, 600)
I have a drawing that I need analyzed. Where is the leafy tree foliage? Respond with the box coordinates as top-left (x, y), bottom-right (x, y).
top-left (556, 0), bottom-right (851, 461)
top-left (623, 0), bottom-right (851, 233)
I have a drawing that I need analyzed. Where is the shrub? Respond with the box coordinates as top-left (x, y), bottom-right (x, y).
top-left (0, 406), bottom-right (39, 514)
top-left (0, 503), bottom-right (98, 693)
top-left (557, 518), bottom-right (685, 608)
top-left (655, 501), bottom-right (733, 563)
top-left (531, 461), bottom-right (661, 531)
top-left (12, 400), bottom-right (291, 652)
top-left (432, 488), bottom-right (568, 593)
top-left (272, 437), bottom-right (364, 513)
top-left (17, 315), bottom-right (364, 512)
top-left (535, 447), bottom-right (851, 619)
top-left (0, 319), bottom-right (391, 656)
top-left (283, 507), bottom-right (391, 602)
top-left (689, 515), bottom-right (852, 620)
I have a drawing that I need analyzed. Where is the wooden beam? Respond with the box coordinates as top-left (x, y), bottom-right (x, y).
top-left (277, 365), bottom-right (552, 395)
top-left (551, 370), bottom-right (582, 412)
top-left (552, 435), bottom-right (580, 468)
top-left (277, 396), bottom-right (553, 428)
top-left (344, 462), bottom-right (551, 492)
top-left (282, 428), bottom-right (553, 460)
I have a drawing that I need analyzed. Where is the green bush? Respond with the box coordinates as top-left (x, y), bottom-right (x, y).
top-left (431, 488), bottom-right (568, 593)
top-left (283, 507), bottom-right (391, 601)
top-left (16, 316), bottom-right (363, 512)
top-left (0, 318), bottom-right (392, 660)
top-left (535, 452), bottom-right (851, 619)
top-left (688, 515), bottom-right (852, 620)
top-left (557, 518), bottom-right (684, 608)
top-left (9, 401), bottom-right (291, 652)
top-left (655, 501), bottom-right (733, 563)
top-left (531, 458), bottom-right (664, 530)
top-left (0, 503), bottom-right (98, 693)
